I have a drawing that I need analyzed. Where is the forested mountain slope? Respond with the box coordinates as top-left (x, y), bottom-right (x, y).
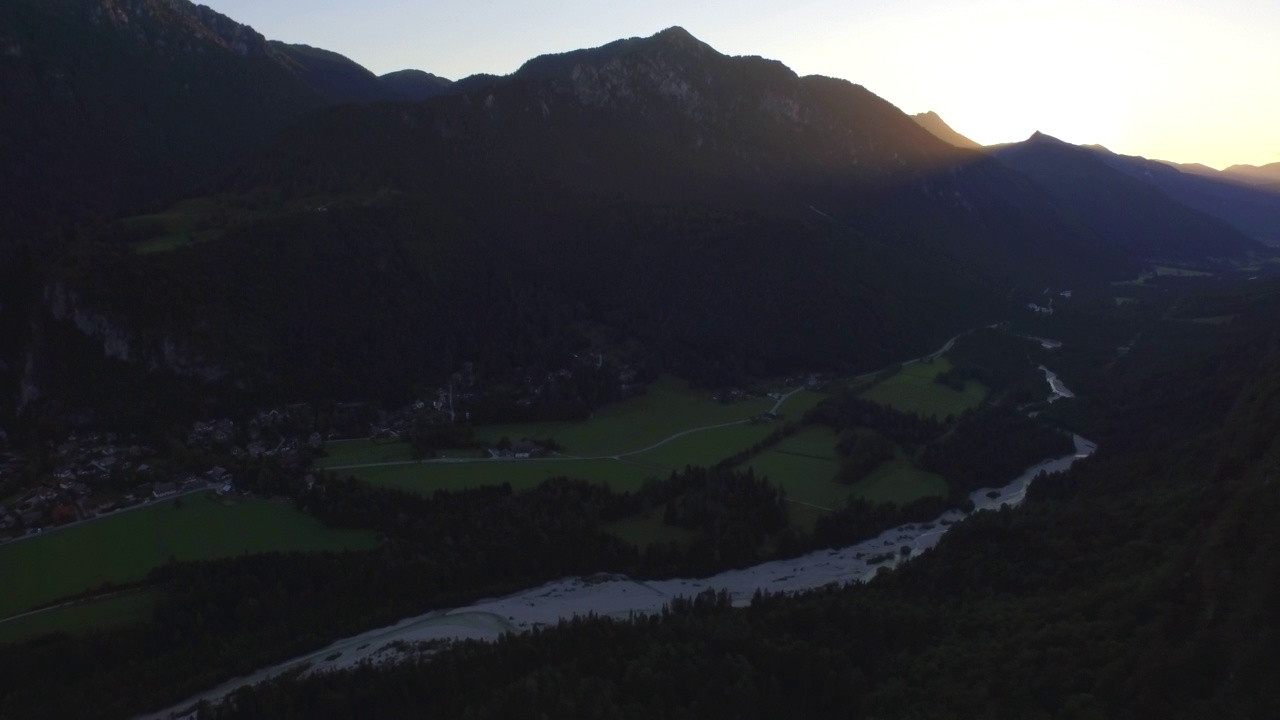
top-left (0, 0), bottom-right (324, 236)
top-left (1093, 150), bottom-right (1280, 247)
top-left (40, 28), bottom-right (1144, 417)
top-left (991, 133), bottom-right (1264, 260)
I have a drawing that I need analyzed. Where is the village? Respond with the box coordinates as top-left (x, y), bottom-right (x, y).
top-left (0, 353), bottom-right (653, 541)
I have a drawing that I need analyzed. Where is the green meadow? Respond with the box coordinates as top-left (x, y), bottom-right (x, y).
top-left (0, 493), bottom-right (377, 619)
top-left (745, 426), bottom-right (948, 520)
top-left (471, 376), bottom-right (776, 457)
top-left (744, 426), bottom-right (845, 509)
top-left (848, 455), bottom-right (948, 506)
top-left (604, 509), bottom-right (695, 549)
top-left (324, 379), bottom-right (828, 495)
top-left (629, 423), bottom-right (777, 471)
top-left (0, 590), bottom-right (160, 644)
top-left (858, 358), bottom-right (986, 419)
top-left (345, 458), bottom-right (658, 494)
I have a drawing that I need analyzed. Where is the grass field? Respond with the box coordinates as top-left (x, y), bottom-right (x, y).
top-left (849, 456), bottom-right (948, 505)
top-left (776, 390), bottom-right (828, 420)
top-left (770, 425), bottom-right (841, 460)
top-left (0, 493), bottom-right (377, 619)
top-left (629, 423), bottom-right (778, 471)
top-left (345, 458), bottom-right (659, 494)
top-left (119, 198), bottom-right (223, 254)
top-left (604, 509), bottom-right (695, 549)
top-left (745, 427), bottom-right (843, 509)
top-left (750, 452), bottom-right (846, 509)
top-left (472, 376), bottom-right (776, 457)
top-left (859, 358), bottom-right (986, 419)
top-left (744, 426), bottom-right (946, 519)
top-left (0, 590), bottom-right (159, 645)
top-left (326, 380), bottom-right (827, 495)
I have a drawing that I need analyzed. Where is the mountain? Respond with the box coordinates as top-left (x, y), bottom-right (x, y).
top-left (911, 111), bottom-right (981, 149)
top-left (0, 0), bottom-right (327, 235)
top-left (0, 0), bottom-right (467, 419)
top-left (1083, 151), bottom-right (1280, 247)
top-left (990, 132), bottom-right (1264, 259)
top-left (270, 42), bottom-right (396, 104)
top-left (380, 69), bottom-right (453, 100)
top-left (1223, 161), bottom-right (1280, 186)
top-left (35, 26), bottom-right (1144, 419)
top-left (272, 45), bottom-right (457, 103)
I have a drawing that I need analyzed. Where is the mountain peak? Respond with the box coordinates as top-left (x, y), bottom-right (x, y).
top-left (654, 26), bottom-right (696, 42)
top-left (1028, 131), bottom-right (1064, 143)
top-left (648, 26), bottom-right (713, 52)
top-left (911, 111), bottom-right (981, 149)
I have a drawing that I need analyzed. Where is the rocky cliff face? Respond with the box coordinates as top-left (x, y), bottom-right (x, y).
top-left (91, 0), bottom-right (278, 59)
top-left (43, 281), bottom-right (227, 384)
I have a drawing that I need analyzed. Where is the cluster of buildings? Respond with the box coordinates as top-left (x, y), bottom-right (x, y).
top-left (3, 485), bottom-right (79, 536)
top-left (51, 432), bottom-right (158, 488)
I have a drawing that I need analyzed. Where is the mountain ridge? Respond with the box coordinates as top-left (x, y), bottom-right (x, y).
top-left (991, 133), bottom-right (1263, 259)
top-left (911, 111), bottom-right (982, 149)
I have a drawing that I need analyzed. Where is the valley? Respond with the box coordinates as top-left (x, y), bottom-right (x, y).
top-left (1, 3), bottom-right (1279, 718)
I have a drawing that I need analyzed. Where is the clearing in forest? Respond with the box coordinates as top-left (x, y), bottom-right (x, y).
top-left (858, 358), bottom-right (986, 419)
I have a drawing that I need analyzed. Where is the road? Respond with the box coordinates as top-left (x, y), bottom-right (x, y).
top-left (0, 485), bottom-right (213, 550)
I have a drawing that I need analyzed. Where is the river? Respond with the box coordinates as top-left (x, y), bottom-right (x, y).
top-left (142, 425), bottom-right (1094, 719)
top-left (1040, 365), bottom-right (1075, 402)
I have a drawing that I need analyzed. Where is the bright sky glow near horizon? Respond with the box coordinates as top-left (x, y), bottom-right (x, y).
top-left (201, 0), bottom-right (1279, 169)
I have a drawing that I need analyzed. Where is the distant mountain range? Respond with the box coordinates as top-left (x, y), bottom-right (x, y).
top-left (912, 114), bottom-right (1280, 247)
top-left (989, 132), bottom-right (1260, 259)
top-left (2, 3), bottom-right (1276, 421)
top-left (1223, 161), bottom-right (1280, 186)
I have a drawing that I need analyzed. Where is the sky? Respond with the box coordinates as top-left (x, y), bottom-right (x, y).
top-left (201, 0), bottom-right (1279, 169)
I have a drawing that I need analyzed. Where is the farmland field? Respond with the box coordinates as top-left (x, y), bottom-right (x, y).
top-left (0, 590), bottom-right (159, 644)
top-left (745, 426), bottom-right (947, 516)
top-left (769, 425), bottom-right (840, 460)
top-left (859, 358), bottom-right (986, 419)
top-left (325, 379), bottom-right (827, 494)
top-left (629, 423), bottom-right (777, 470)
top-left (471, 376), bottom-right (776, 456)
top-left (744, 427), bottom-right (843, 509)
top-left (849, 457), bottom-right (948, 505)
top-left (0, 493), bottom-right (377, 619)
top-left (750, 452), bottom-right (845, 509)
top-left (346, 458), bottom-right (658, 494)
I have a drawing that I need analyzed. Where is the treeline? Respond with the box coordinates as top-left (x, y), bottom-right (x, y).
top-left (713, 420), bottom-right (802, 469)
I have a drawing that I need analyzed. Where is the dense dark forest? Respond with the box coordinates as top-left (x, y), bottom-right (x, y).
top-left (3, 280), bottom-right (1279, 719)
top-left (189, 281), bottom-right (1280, 720)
